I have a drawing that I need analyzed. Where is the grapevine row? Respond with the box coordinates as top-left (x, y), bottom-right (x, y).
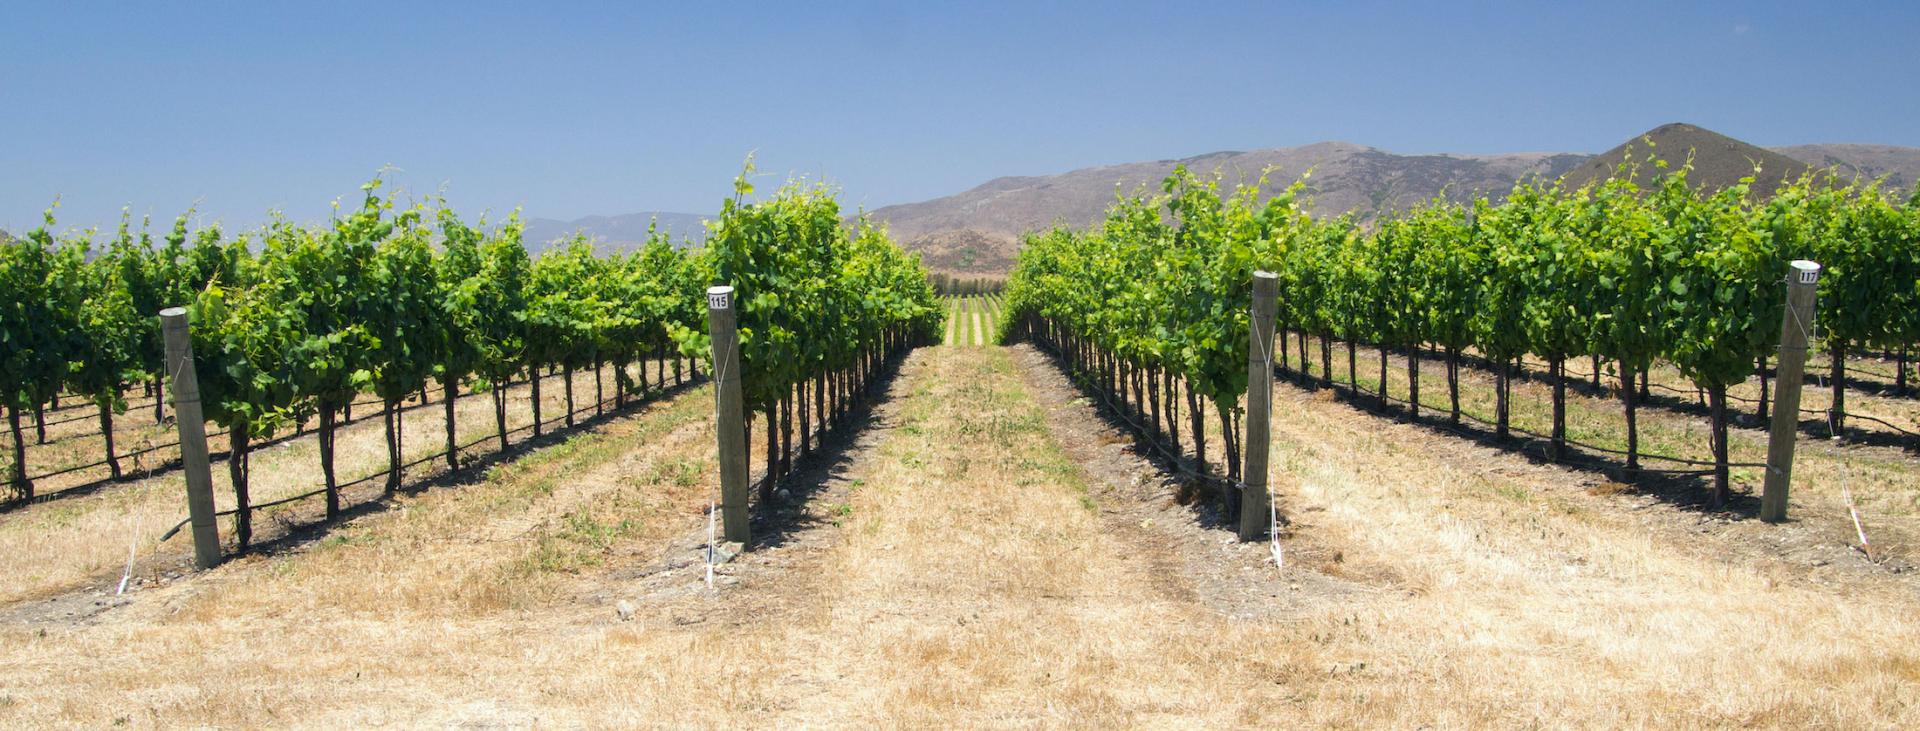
top-left (1003, 159), bottom-right (1920, 507)
top-left (700, 164), bottom-right (944, 500)
top-left (3, 166), bottom-right (941, 553)
top-left (2, 180), bottom-right (709, 546)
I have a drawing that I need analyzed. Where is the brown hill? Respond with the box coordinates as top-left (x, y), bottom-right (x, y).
top-left (1772, 143), bottom-right (1920, 193)
top-left (879, 124), bottom-right (1920, 275)
top-left (875, 143), bottom-right (1587, 271)
top-left (875, 142), bottom-right (1592, 238)
top-left (906, 228), bottom-right (1018, 275)
top-left (1561, 122), bottom-right (1814, 195)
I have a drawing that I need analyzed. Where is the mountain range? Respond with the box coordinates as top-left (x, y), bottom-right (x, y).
top-left (10, 124), bottom-right (1918, 271)
top-left (865, 123), bottom-right (1920, 275)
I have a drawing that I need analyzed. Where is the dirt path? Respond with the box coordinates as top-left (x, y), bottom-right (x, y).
top-left (594, 343), bottom-right (1312, 725)
top-left (0, 343), bottom-right (1310, 726)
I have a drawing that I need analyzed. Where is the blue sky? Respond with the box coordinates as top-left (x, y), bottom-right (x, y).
top-left (3, 1), bottom-right (1916, 233)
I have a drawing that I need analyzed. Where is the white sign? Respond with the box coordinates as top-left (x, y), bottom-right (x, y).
top-left (1799, 269), bottom-right (1819, 285)
top-left (708, 292), bottom-right (731, 310)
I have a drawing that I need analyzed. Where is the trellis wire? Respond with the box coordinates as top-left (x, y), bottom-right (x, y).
top-left (157, 370), bottom-right (698, 543)
top-left (10, 361), bottom-right (674, 503)
top-left (1277, 333), bottom-right (1771, 473)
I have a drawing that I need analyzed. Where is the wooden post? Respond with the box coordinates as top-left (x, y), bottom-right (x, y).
top-left (1762, 260), bottom-right (1820, 523)
top-left (1239, 271), bottom-right (1279, 541)
top-left (706, 286), bottom-right (751, 545)
top-left (160, 307), bottom-right (221, 569)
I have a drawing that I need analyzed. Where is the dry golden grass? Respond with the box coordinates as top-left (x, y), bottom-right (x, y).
top-left (1257, 375), bottom-right (1920, 727)
top-left (12, 360), bottom-right (692, 499)
top-left (0, 361), bottom-right (684, 605)
top-left (1284, 335), bottom-right (1920, 562)
top-left (1019, 341), bottom-right (1920, 726)
top-left (1, 344), bottom-right (1916, 728)
top-left (5, 391), bottom-right (176, 481)
top-left (0, 378), bottom-right (717, 727)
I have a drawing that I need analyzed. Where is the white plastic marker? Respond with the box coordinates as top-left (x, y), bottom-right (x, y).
top-left (117, 524), bottom-right (137, 595)
top-left (1842, 468), bottom-right (1874, 562)
top-left (1269, 495), bottom-right (1284, 571)
top-left (706, 500), bottom-right (717, 589)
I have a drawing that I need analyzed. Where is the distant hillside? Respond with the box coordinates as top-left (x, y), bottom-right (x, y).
top-left (1563, 122), bottom-right (1815, 195)
top-left (903, 228), bottom-right (1020, 274)
top-left (1772, 143), bottom-right (1920, 193)
top-left (872, 124), bottom-right (1920, 275)
top-left (870, 143), bottom-right (1587, 274)
top-left (531, 125), bottom-right (1915, 275)
top-left (522, 211), bottom-right (709, 255)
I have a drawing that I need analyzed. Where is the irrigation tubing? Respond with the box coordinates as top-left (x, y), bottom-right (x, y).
top-left (1845, 412), bottom-right (1920, 439)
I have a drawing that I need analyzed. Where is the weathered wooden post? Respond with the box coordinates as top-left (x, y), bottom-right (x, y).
top-left (706, 286), bottom-right (751, 545)
top-left (160, 307), bottom-right (221, 569)
top-left (1239, 271), bottom-right (1279, 541)
top-left (1762, 260), bottom-right (1820, 523)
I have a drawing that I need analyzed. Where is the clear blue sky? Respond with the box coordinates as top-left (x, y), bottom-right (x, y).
top-left (4, 1), bottom-right (1916, 234)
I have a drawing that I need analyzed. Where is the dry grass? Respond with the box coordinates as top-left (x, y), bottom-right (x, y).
top-left (1019, 340), bottom-right (1920, 726)
top-left (5, 391), bottom-right (179, 496)
top-left (1257, 375), bottom-right (1920, 727)
top-left (0, 379), bottom-right (717, 727)
top-left (9, 361), bottom-right (686, 500)
top-left (1283, 335), bottom-right (1920, 563)
top-left (1, 344), bottom-right (1916, 727)
top-left (0, 361), bottom-right (686, 605)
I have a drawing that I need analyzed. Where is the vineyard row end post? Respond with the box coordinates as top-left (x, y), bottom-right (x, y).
top-left (160, 307), bottom-right (222, 570)
top-left (706, 285), bottom-right (752, 545)
top-left (1239, 271), bottom-right (1279, 541)
top-left (1762, 260), bottom-right (1820, 523)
